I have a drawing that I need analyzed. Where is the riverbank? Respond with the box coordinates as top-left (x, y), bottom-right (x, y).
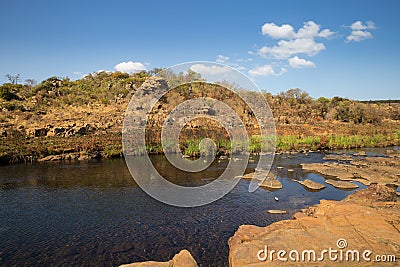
top-left (228, 184), bottom-right (399, 266)
top-left (228, 149), bottom-right (400, 266)
top-left (1, 74), bottom-right (400, 164)
top-left (1, 128), bottom-right (399, 164)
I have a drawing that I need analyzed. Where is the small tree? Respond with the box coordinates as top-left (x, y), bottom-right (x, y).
top-left (25, 79), bottom-right (37, 93)
top-left (5, 74), bottom-right (21, 84)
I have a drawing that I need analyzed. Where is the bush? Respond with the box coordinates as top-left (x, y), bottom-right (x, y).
top-left (0, 83), bottom-right (21, 100)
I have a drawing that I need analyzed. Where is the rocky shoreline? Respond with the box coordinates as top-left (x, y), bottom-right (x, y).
top-left (119, 150), bottom-right (399, 266)
top-left (228, 184), bottom-right (399, 266)
top-left (119, 184), bottom-right (399, 266)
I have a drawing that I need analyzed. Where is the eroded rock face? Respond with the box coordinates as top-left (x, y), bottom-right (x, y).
top-left (228, 185), bottom-right (400, 266)
top-left (119, 250), bottom-right (198, 267)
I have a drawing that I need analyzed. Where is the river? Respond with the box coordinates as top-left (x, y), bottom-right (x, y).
top-left (2, 148), bottom-right (391, 266)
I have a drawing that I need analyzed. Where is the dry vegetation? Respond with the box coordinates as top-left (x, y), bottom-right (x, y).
top-left (1, 70), bottom-right (399, 163)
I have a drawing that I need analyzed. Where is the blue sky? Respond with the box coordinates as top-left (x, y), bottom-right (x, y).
top-left (1, 0), bottom-right (399, 100)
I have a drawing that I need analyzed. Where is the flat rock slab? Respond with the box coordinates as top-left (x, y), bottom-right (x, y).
top-left (242, 172), bottom-right (282, 190)
top-left (298, 179), bottom-right (326, 190)
top-left (229, 185), bottom-right (400, 266)
top-left (323, 154), bottom-right (354, 161)
top-left (242, 171), bottom-right (275, 180)
top-left (267, 209), bottom-right (287, 214)
top-left (119, 250), bottom-right (197, 267)
top-left (259, 178), bottom-right (282, 190)
top-left (325, 179), bottom-right (358, 189)
top-left (301, 154), bottom-right (400, 187)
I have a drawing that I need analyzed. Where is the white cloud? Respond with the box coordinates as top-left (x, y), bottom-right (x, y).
top-left (346, 30), bottom-right (373, 42)
top-left (318, 29), bottom-right (335, 38)
top-left (96, 69), bottom-right (112, 73)
top-left (262, 20), bottom-right (334, 40)
top-left (350, 20), bottom-right (376, 30)
top-left (262, 22), bottom-right (295, 39)
top-left (288, 56), bottom-right (316, 68)
top-left (248, 65), bottom-right (286, 77)
top-left (258, 21), bottom-right (333, 59)
top-left (114, 61), bottom-right (146, 73)
top-left (258, 38), bottom-right (326, 59)
top-left (216, 55), bottom-right (230, 63)
top-left (297, 21), bottom-right (335, 39)
top-left (190, 64), bottom-right (231, 75)
top-left (346, 21), bottom-right (376, 42)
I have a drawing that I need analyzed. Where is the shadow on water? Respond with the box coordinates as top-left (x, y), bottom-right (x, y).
top-left (0, 148), bottom-right (388, 266)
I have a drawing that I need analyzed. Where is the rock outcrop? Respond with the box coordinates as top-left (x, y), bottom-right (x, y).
top-left (228, 184), bottom-right (400, 266)
top-left (119, 250), bottom-right (198, 267)
top-left (301, 153), bottom-right (400, 187)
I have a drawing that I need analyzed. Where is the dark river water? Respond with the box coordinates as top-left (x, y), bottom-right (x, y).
top-left (1, 148), bottom-right (395, 266)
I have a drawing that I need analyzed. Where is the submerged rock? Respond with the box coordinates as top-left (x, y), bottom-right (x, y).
top-left (119, 250), bottom-right (197, 267)
top-left (298, 179), bottom-right (326, 190)
top-left (325, 179), bottom-right (358, 190)
top-left (229, 185), bottom-right (400, 266)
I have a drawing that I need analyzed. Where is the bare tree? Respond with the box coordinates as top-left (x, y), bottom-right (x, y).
top-left (25, 78), bottom-right (37, 92)
top-left (5, 74), bottom-right (21, 84)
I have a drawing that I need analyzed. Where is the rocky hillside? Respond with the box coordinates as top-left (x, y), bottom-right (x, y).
top-left (1, 70), bottom-right (399, 163)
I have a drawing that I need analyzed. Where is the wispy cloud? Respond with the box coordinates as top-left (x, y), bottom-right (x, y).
top-left (190, 64), bottom-right (232, 75)
top-left (216, 55), bottom-right (230, 63)
top-left (248, 65), bottom-right (286, 77)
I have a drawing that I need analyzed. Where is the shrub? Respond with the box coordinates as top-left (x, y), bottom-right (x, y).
top-left (0, 83), bottom-right (20, 101)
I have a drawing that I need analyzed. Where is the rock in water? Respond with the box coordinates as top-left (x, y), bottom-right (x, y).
top-left (298, 179), bottom-right (326, 191)
top-left (325, 179), bottom-right (358, 190)
top-left (242, 172), bottom-right (282, 190)
top-left (267, 209), bottom-right (286, 214)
